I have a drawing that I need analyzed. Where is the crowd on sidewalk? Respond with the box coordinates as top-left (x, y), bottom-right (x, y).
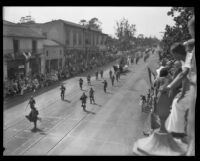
top-left (4, 51), bottom-right (117, 99)
top-left (64, 51), bottom-right (116, 77)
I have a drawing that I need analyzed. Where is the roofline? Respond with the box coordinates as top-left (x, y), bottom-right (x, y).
top-left (44, 45), bottom-right (62, 47)
top-left (3, 23), bottom-right (46, 39)
top-left (3, 35), bottom-right (45, 39)
top-left (45, 19), bottom-right (104, 33)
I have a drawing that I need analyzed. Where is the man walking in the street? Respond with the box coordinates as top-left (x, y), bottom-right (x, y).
top-left (60, 84), bottom-right (66, 100)
top-left (79, 78), bottom-right (83, 90)
top-left (89, 87), bottom-right (95, 104)
top-left (87, 75), bottom-right (91, 86)
top-left (109, 69), bottom-right (113, 79)
top-left (118, 69), bottom-right (121, 79)
top-left (102, 80), bottom-right (108, 93)
top-left (111, 75), bottom-right (115, 86)
top-left (116, 71), bottom-right (119, 82)
top-left (100, 70), bottom-right (104, 79)
top-left (25, 96), bottom-right (41, 131)
top-left (95, 71), bottom-right (98, 80)
top-left (136, 56), bottom-right (139, 64)
top-left (80, 92), bottom-right (87, 111)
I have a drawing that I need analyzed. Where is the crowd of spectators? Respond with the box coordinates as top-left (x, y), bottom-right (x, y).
top-left (4, 51), bottom-right (117, 99)
top-left (140, 15), bottom-right (195, 155)
top-left (60, 51), bottom-right (116, 78)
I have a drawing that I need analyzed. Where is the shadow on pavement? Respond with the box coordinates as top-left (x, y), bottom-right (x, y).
top-left (81, 89), bottom-right (88, 92)
top-left (31, 128), bottom-right (46, 135)
top-left (93, 103), bottom-right (102, 107)
top-left (63, 99), bottom-right (71, 103)
top-left (106, 92), bottom-right (113, 94)
top-left (121, 70), bottom-right (131, 75)
top-left (84, 109), bottom-right (96, 115)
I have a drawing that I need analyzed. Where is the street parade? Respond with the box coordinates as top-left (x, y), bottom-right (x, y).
top-left (3, 7), bottom-right (195, 156)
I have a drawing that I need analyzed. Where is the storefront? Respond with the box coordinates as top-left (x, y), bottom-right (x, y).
top-left (29, 57), bottom-right (41, 75)
top-left (7, 59), bottom-right (26, 79)
top-left (50, 59), bottom-right (59, 71)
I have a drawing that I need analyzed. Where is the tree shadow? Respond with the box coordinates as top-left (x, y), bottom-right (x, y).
top-left (84, 109), bottom-right (96, 115)
top-left (63, 99), bottom-right (71, 103)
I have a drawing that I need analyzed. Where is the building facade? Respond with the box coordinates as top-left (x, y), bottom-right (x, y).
top-left (43, 39), bottom-right (65, 74)
top-left (3, 19), bottom-right (109, 81)
top-left (3, 21), bottom-right (45, 81)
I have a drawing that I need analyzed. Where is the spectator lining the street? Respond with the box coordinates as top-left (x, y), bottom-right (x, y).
top-left (154, 68), bottom-right (173, 133)
top-left (185, 15), bottom-right (196, 156)
top-left (165, 43), bottom-right (192, 142)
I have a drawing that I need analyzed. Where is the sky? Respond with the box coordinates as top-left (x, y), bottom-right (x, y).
top-left (3, 7), bottom-right (175, 40)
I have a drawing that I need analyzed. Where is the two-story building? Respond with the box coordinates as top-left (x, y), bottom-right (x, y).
top-left (43, 39), bottom-right (65, 73)
top-left (24, 19), bottom-right (108, 64)
top-left (3, 21), bottom-right (45, 81)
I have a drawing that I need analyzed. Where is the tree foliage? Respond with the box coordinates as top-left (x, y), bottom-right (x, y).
top-left (135, 35), bottom-right (160, 48)
top-left (162, 7), bottom-right (194, 58)
top-left (79, 17), bottom-right (102, 31)
top-left (115, 18), bottom-right (136, 51)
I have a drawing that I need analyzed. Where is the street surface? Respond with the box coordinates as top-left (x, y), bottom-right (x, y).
top-left (3, 52), bottom-right (159, 155)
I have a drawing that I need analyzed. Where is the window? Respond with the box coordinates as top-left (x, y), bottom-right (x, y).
top-left (79, 32), bottom-right (82, 45)
top-left (73, 30), bottom-right (77, 46)
top-left (13, 39), bottom-right (19, 54)
top-left (101, 36), bottom-right (104, 45)
top-left (85, 32), bottom-right (89, 45)
top-left (66, 28), bottom-right (70, 45)
top-left (96, 36), bottom-right (98, 45)
top-left (93, 34), bottom-right (95, 46)
top-left (32, 40), bottom-right (37, 53)
top-left (46, 50), bottom-right (48, 56)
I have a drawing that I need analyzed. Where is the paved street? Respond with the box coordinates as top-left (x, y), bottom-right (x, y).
top-left (3, 53), bottom-right (159, 155)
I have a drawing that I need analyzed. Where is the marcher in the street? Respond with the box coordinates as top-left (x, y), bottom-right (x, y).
top-left (60, 84), bottom-right (66, 100)
top-left (100, 70), bottom-right (104, 79)
top-left (116, 71), bottom-right (119, 82)
top-left (109, 69), bottom-right (113, 79)
top-left (95, 71), bottom-right (99, 80)
top-left (118, 69), bottom-right (121, 79)
top-left (89, 87), bottom-right (95, 104)
top-left (136, 56), bottom-right (139, 64)
top-left (87, 75), bottom-right (91, 86)
top-left (111, 75), bottom-right (115, 86)
top-left (79, 78), bottom-right (83, 90)
top-left (25, 96), bottom-right (41, 130)
top-left (80, 92), bottom-right (87, 111)
top-left (27, 96), bottom-right (36, 109)
top-left (102, 80), bottom-right (108, 93)
top-left (131, 58), bottom-right (134, 64)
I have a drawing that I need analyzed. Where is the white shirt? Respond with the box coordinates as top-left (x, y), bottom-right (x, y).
top-left (156, 66), bottom-right (165, 79)
top-left (183, 52), bottom-right (192, 69)
top-left (167, 52), bottom-right (192, 89)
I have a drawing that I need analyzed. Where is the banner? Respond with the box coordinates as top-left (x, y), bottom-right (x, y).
top-left (23, 52), bottom-right (31, 60)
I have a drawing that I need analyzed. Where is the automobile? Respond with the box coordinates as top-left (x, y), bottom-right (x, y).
top-left (46, 74), bottom-right (58, 82)
top-left (123, 64), bottom-right (128, 72)
top-left (50, 74), bottom-right (58, 81)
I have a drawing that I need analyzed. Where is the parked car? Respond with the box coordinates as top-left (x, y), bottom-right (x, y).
top-left (123, 64), bottom-right (129, 72)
